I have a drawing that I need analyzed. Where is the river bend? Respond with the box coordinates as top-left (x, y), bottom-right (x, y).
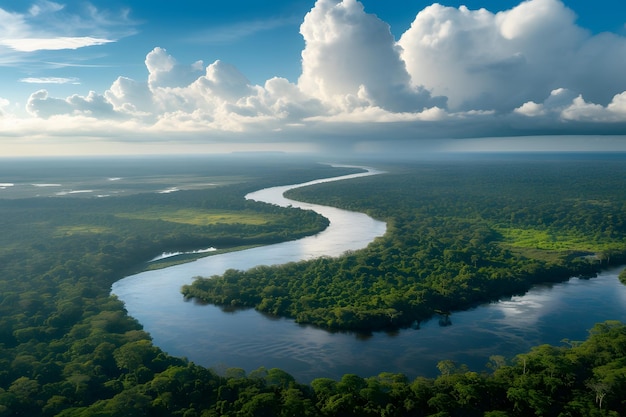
top-left (111, 168), bottom-right (388, 380)
top-left (112, 168), bottom-right (626, 383)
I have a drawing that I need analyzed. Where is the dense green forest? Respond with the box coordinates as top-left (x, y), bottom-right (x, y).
top-left (1, 156), bottom-right (625, 416)
top-left (184, 159), bottom-right (626, 331)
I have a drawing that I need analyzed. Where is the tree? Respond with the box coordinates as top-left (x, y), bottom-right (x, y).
top-left (586, 380), bottom-right (609, 410)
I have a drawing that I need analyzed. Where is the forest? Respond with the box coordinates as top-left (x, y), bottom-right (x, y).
top-left (1, 155), bottom-right (625, 416)
top-left (184, 158), bottom-right (626, 331)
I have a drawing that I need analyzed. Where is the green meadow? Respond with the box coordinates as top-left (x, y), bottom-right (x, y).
top-left (115, 208), bottom-right (277, 226)
top-left (494, 225), bottom-right (625, 253)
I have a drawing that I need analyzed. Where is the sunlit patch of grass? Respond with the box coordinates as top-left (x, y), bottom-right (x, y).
top-left (116, 208), bottom-right (276, 226)
top-left (55, 225), bottom-right (112, 236)
top-left (494, 226), bottom-right (620, 253)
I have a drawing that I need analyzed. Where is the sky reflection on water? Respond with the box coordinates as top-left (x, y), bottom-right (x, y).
top-left (112, 170), bottom-right (626, 383)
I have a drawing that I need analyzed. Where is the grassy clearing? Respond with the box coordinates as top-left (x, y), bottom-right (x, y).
top-left (54, 225), bottom-right (112, 236)
top-left (116, 208), bottom-right (276, 226)
top-left (494, 226), bottom-right (623, 253)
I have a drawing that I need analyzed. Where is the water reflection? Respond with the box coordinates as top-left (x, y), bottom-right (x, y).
top-left (112, 170), bottom-right (626, 383)
top-left (112, 168), bottom-right (388, 380)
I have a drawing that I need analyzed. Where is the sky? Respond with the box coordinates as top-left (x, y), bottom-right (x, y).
top-left (0, 0), bottom-right (625, 156)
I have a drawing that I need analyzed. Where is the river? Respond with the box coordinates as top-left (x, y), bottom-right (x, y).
top-left (112, 168), bottom-right (626, 383)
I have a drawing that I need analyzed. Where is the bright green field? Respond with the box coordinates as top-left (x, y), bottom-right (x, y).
top-left (494, 225), bottom-right (625, 253)
top-left (116, 208), bottom-right (276, 226)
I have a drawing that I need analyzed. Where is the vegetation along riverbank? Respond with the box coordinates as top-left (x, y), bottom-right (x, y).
top-left (1, 156), bottom-right (625, 416)
top-left (184, 158), bottom-right (626, 331)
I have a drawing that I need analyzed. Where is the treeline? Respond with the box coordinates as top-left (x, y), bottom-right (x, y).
top-left (183, 160), bottom-right (626, 330)
top-left (0, 161), bottom-right (359, 416)
top-left (1, 158), bottom-right (626, 416)
top-left (3, 319), bottom-right (626, 416)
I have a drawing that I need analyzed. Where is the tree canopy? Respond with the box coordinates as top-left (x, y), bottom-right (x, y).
top-left (184, 159), bottom-right (626, 330)
top-left (1, 156), bottom-right (625, 416)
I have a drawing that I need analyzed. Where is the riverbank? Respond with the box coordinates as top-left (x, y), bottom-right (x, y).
top-left (113, 161), bottom-right (626, 383)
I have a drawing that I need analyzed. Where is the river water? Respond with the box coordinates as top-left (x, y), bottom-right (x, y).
top-left (112, 168), bottom-right (626, 383)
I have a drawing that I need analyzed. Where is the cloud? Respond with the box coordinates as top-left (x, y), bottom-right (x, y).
top-left (298, 0), bottom-right (445, 112)
top-left (137, 48), bottom-right (258, 117)
top-left (42, 61), bottom-right (113, 69)
top-left (20, 76), bottom-right (80, 84)
top-left (397, 0), bottom-right (626, 112)
top-left (18, 46), bottom-right (325, 134)
top-left (514, 88), bottom-right (578, 117)
top-left (105, 77), bottom-right (154, 116)
top-left (0, 36), bottom-right (113, 52)
top-left (27, 89), bottom-right (118, 119)
top-left (3, 0), bottom-right (626, 152)
top-left (259, 77), bottom-right (326, 121)
top-left (561, 92), bottom-right (626, 122)
top-left (145, 47), bottom-right (205, 89)
top-left (514, 88), bottom-right (626, 124)
top-left (0, 2), bottom-right (134, 56)
top-left (28, 1), bottom-right (64, 17)
top-left (197, 60), bottom-right (254, 101)
top-left (0, 97), bottom-right (10, 115)
top-left (26, 90), bottom-right (73, 117)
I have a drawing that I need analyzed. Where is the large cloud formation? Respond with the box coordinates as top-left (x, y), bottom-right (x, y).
top-left (298, 0), bottom-right (446, 112)
top-left (9, 0), bottom-right (626, 146)
top-left (398, 0), bottom-right (626, 112)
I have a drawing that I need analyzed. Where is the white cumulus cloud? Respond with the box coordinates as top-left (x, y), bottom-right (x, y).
top-left (514, 88), bottom-right (578, 117)
top-left (3, 0), bottom-right (626, 151)
top-left (27, 89), bottom-right (118, 119)
top-left (0, 97), bottom-right (10, 115)
top-left (105, 77), bottom-right (154, 116)
top-left (146, 47), bottom-right (204, 89)
top-left (561, 92), bottom-right (626, 122)
top-left (298, 0), bottom-right (445, 112)
top-left (398, 0), bottom-right (626, 112)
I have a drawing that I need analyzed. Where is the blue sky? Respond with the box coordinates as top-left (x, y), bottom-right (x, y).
top-left (1, 0), bottom-right (625, 156)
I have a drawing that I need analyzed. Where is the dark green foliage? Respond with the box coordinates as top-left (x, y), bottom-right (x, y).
top-left (0, 161), bottom-right (356, 416)
top-left (1, 157), bottom-right (626, 416)
top-left (306, 323), bottom-right (626, 416)
top-left (184, 160), bottom-right (626, 330)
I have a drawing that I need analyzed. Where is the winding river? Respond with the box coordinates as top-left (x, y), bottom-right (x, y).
top-left (112, 168), bottom-right (626, 383)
